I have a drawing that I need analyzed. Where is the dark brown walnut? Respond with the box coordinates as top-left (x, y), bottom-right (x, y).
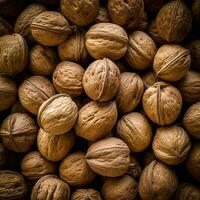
top-left (59, 152), bottom-right (96, 187)
top-left (153, 125), bottom-right (191, 165)
top-left (11, 100), bottom-right (28, 113)
top-left (153, 44), bottom-right (191, 82)
top-left (37, 128), bottom-right (76, 161)
top-left (127, 154), bottom-right (141, 179)
top-left (18, 76), bottom-right (56, 115)
top-left (83, 58), bottom-right (120, 102)
top-left (38, 94), bottom-right (78, 135)
top-left (95, 7), bottom-right (110, 23)
top-left (31, 11), bottom-right (70, 46)
top-left (176, 71), bottom-right (200, 104)
top-left (0, 17), bottom-right (12, 37)
top-left (143, 0), bottom-right (165, 13)
top-left (0, 75), bottom-right (17, 111)
top-left (142, 81), bottom-right (182, 125)
top-left (85, 137), bottom-right (130, 177)
top-left (116, 72), bottom-right (144, 113)
top-left (53, 61), bottom-right (85, 98)
top-left (102, 175), bottom-right (138, 200)
top-left (186, 143), bottom-right (200, 181)
top-left (75, 101), bottom-right (118, 141)
top-left (108, 0), bottom-right (144, 29)
top-left (0, 33), bottom-right (28, 74)
top-left (117, 112), bottom-right (153, 152)
top-left (72, 189), bottom-right (102, 200)
top-left (0, 143), bottom-right (6, 169)
top-left (125, 31), bottom-right (157, 70)
top-left (0, 113), bottom-right (38, 152)
top-left (60, 0), bottom-right (99, 26)
top-left (14, 3), bottom-right (47, 43)
top-left (86, 23), bottom-right (128, 60)
top-left (139, 160), bottom-right (178, 200)
top-left (141, 70), bottom-right (158, 89)
top-left (29, 44), bottom-right (58, 76)
top-left (192, 0), bottom-right (200, 25)
top-left (136, 11), bottom-right (148, 31)
top-left (183, 102), bottom-right (200, 139)
top-left (156, 0), bottom-right (192, 43)
top-left (140, 149), bottom-right (156, 167)
top-left (31, 175), bottom-right (70, 200)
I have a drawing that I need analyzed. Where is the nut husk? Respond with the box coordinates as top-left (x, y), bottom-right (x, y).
top-left (72, 189), bottom-right (102, 200)
top-left (0, 16), bottom-right (12, 37)
top-left (141, 70), bottom-right (158, 89)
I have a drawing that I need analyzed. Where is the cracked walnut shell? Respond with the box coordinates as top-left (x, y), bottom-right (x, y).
top-left (71, 189), bottom-right (102, 200)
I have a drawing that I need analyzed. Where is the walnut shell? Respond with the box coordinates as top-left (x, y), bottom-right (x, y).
top-left (37, 128), bottom-right (76, 161)
top-left (86, 23), bottom-right (128, 60)
top-left (60, 0), bottom-right (99, 26)
top-left (142, 81), bottom-right (182, 125)
top-left (116, 72), bottom-right (144, 113)
top-left (153, 44), bottom-right (191, 82)
top-left (31, 11), bottom-right (70, 46)
top-left (117, 112), bottom-right (153, 152)
top-left (53, 61), bottom-right (85, 98)
top-left (0, 170), bottom-right (27, 200)
top-left (108, 0), bottom-right (144, 29)
top-left (156, 0), bottom-right (192, 43)
top-left (0, 33), bottom-right (28, 74)
top-left (59, 152), bottom-right (96, 187)
top-left (141, 70), bottom-right (158, 89)
top-left (83, 58), bottom-right (120, 102)
top-left (85, 137), bottom-right (130, 177)
top-left (153, 125), bottom-right (191, 165)
top-left (72, 189), bottom-right (102, 200)
top-left (0, 143), bottom-right (6, 168)
top-left (38, 94), bottom-right (78, 135)
top-left (18, 75), bottom-right (56, 115)
top-left (139, 160), bottom-right (178, 200)
top-left (31, 175), bottom-right (70, 200)
top-left (11, 100), bottom-right (28, 113)
top-left (125, 31), bottom-right (157, 70)
top-left (0, 16), bottom-right (12, 37)
top-left (95, 7), bottom-right (110, 23)
top-left (21, 151), bottom-right (57, 180)
top-left (75, 101), bottom-right (118, 141)
top-left (0, 113), bottom-right (38, 152)
top-left (136, 11), bottom-right (148, 31)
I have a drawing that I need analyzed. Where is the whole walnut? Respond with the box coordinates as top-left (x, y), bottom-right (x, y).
top-left (75, 101), bottom-right (118, 141)
top-left (0, 143), bottom-right (6, 169)
top-left (117, 112), bottom-right (153, 152)
top-left (0, 33), bottom-right (28, 74)
top-left (0, 75), bottom-right (17, 111)
top-left (108, 0), bottom-right (144, 30)
top-left (37, 128), bottom-right (76, 161)
top-left (0, 170), bottom-right (27, 200)
top-left (18, 76), bottom-right (56, 115)
top-left (95, 7), bottom-right (110, 23)
top-left (116, 72), bottom-right (144, 113)
top-left (29, 44), bottom-right (58, 76)
top-left (11, 100), bottom-right (28, 113)
top-left (59, 152), bottom-right (96, 187)
top-left (192, 0), bottom-right (200, 25)
top-left (31, 11), bottom-right (70, 46)
top-left (72, 189), bottom-right (102, 200)
top-left (125, 31), bottom-right (157, 70)
top-left (183, 102), bottom-right (200, 139)
top-left (139, 160), bottom-right (178, 200)
top-left (85, 137), bottom-right (130, 177)
top-left (156, 0), bottom-right (192, 43)
top-left (83, 58), bottom-right (120, 102)
top-left (141, 70), bottom-right (158, 89)
top-left (102, 175), bottom-right (138, 200)
top-left (136, 11), bottom-right (148, 31)
top-left (86, 23), bottom-right (128, 60)
top-left (153, 125), bottom-right (191, 165)
top-left (153, 44), bottom-right (191, 82)
top-left (38, 94), bottom-right (78, 135)
top-left (0, 113), bottom-right (38, 152)
top-left (0, 17), bottom-right (12, 37)
top-left (60, 0), bottom-right (99, 26)
top-left (142, 81), bottom-right (182, 125)
top-left (14, 3), bottom-right (47, 43)
top-left (21, 151), bottom-right (57, 180)
top-left (53, 61), bottom-right (85, 98)
top-left (31, 175), bottom-right (70, 200)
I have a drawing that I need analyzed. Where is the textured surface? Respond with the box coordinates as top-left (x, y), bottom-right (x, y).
top-left (72, 189), bottom-right (102, 200)
top-left (141, 70), bottom-right (158, 89)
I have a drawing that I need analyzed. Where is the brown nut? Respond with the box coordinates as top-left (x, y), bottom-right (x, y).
top-left (141, 70), bottom-right (158, 89)
top-left (136, 10), bottom-right (149, 31)
top-left (0, 143), bottom-right (6, 169)
top-left (18, 75), bottom-right (56, 115)
top-left (125, 31), bottom-right (157, 70)
top-left (85, 137), bottom-right (130, 177)
top-left (83, 58), bottom-right (120, 102)
top-left (142, 81), bottom-right (182, 125)
top-left (95, 7), bottom-right (110, 24)
top-left (31, 175), bottom-right (70, 200)
top-left (153, 125), bottom-right (191, 165)
top-left (0, 16), bottom-right (12, 37)
top-left (86, 23), bottom-right (128, 60)
top-left (59, 152), bottom-right (96, 187)
top-left (53, 61), bottom-right (85, 98)
top-left (139, 160), bottom-right (178, 200)
top-left (75, 101), bottom-right (118, 141)
top-left (0, 113), bottom-right (38, 152)
top-left (72, 189), bottom-right (102, 200)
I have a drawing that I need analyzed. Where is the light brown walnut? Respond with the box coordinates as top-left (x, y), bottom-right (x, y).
top-left (72, 189), bottom-right (102, 200)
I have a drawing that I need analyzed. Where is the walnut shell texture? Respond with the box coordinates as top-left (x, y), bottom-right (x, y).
top-left (71, 189), bottom-right (102, 200)
top-left (136, 10), bottom-right (148, 31)
top-left (0, 16), bottom-right (12, 37)
top-left (95, 7), bottom-right (110, 24)
top-left (141, 70), bottom-right (158, 89)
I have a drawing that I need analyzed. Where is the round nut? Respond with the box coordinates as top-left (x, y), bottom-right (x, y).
top-left (72, 189), bottom-right (102, 200)
top-left (141, 70), bottom-right (158, 89)
top-left (0, 16), bottom-right (12, 37)
top-left (95, 7), bottom-right (110, 24)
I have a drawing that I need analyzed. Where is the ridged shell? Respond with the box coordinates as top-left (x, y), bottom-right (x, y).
top-left (72, 189), bottom-right (102, 200)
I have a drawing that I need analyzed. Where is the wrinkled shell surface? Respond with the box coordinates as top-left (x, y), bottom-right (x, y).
top-left (141, 70), bottom-right (158, 89)
top-left (136, 11), bottom-right (148, 31)
top-left (0, 17), bottom-right (12, 37)
top-left (71, 189), bottom-right (102, 200)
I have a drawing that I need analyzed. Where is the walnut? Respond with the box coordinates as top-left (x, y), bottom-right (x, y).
top-left (0, 17), bottom-right (12, 37)
top-left (141, 70), bottom-right (158, 89)
top-left (11, 100), bottom-right (28, 113)
top-left (136, 10), bottom-right (148, 31)
top-left (0, 143), bottom-right (6, 169)
top-left (72, 189), bottom-right (102, 200)
top-left (95, 7), bottom-right (110, 24)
